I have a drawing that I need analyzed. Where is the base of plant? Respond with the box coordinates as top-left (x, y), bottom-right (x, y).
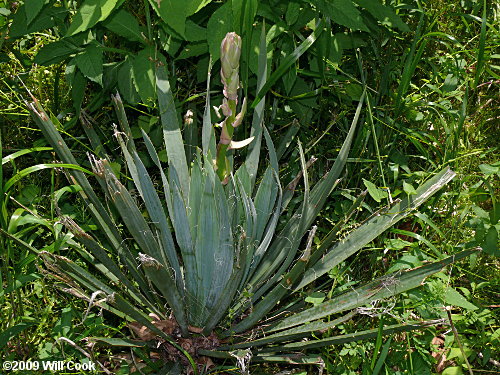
top-left (129, 315), bottom-right (222, 373)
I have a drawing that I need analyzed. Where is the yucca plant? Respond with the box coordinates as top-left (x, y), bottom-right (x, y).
top-left (27, 31), bottom-right (474, 373)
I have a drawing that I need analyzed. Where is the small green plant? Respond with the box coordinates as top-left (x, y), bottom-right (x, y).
top-left (27, 31), bottom-right (475, 373)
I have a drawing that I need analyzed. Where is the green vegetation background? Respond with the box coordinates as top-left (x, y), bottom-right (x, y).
top-left (0, 0), bottom-right (498, 374)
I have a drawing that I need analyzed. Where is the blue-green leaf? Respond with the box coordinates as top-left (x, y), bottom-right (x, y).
top-left (156, 64), bottom-right (190, 196)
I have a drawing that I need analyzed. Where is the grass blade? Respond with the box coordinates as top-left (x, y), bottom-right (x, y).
top-left (395, 12), bottom-right (425, 114)
top-left (276, 119), bottom-right (300, 161)
top-left (474, 0), bottom-right (487, 88)
top-left (3, 163), bottom-right (92, 193)
top-left (1, 147), bottom-right (52, 165)
top-left (372, 336), bottom-right (392, 375)
top-left (0, 323), bottom-right (35, 349)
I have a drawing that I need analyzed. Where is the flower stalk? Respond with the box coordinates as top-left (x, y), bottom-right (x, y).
top-left (216, 32), bottom-right (250, 183)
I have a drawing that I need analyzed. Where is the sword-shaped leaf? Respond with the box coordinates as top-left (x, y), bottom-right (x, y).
top-left (27, 100), bottom-right (149, 294)
top-left (269, 250), bottom-right (475, 333)
top-left (297, 166), bottom-right (457, 289)
top-left (247, 94), bottom-right (365, 295)
top-left (113, 110), bottom-right (183, 289)
top-left (259, 321), bottom-right (441, 353)
top-left (156, 64), bottom-right (190, 197)
top-left (91, 158), bottom-right (188, 334)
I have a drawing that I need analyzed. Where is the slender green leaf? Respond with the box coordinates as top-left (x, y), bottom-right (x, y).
top-left (395, 13), bottom-right (425, 113)
top-left (93, 338), bottom-right (146, 347)
top-left (42, 251), bottom-right (118, 296)
top-left (60, 220), bottom-right (163, 317)
top-left (248, 94), bottom-right (364, 297)
top-left (194, 166), bottom-right (219, 324)
top-left (201, 58), bottom-right (216, 156)
top-left (94, 160), bottom-right (188, 333)
top-left (1, 273), bottom-right (40, 297)
top-left (253, 168), bottom-right (278, 242)
top-left (156, 64), bottom-right (190, 196)
top-left (228, 143), bottom-right (312, 334)
top-left (0, 229), bottom-right (39, 255)
top-left (221, 312), bottom-right (356, 349)
top-left (118, 57), bottom-right (140, 103)
top-left (372, 337), bottom-right (392, 375)
top-left (252, 354), bottom-right (323, 364)
top-left (2, 147), bottom-right (52, 165)
top-left (72, 69), bottom-right (86, 114)
top-left (202, 239), bottom-right (249, 333)
top-left (27, 101), bottom-right (150, 300)
top-left (276, 119), bottom-right (300, 161)
top-left (261, 321), bottom-right (438, 352)
top-left (0, 323), bottom-right (35, 349)
top-left (4, 163), bottom-right (92, 193)
top-left (474, 0), bottom-right (487, 87)
top-left (231, 0), bottom-right (258, 36)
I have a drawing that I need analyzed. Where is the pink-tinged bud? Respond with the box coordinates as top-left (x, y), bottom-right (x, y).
top-left (220, 32), bottom-right (242, 100)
